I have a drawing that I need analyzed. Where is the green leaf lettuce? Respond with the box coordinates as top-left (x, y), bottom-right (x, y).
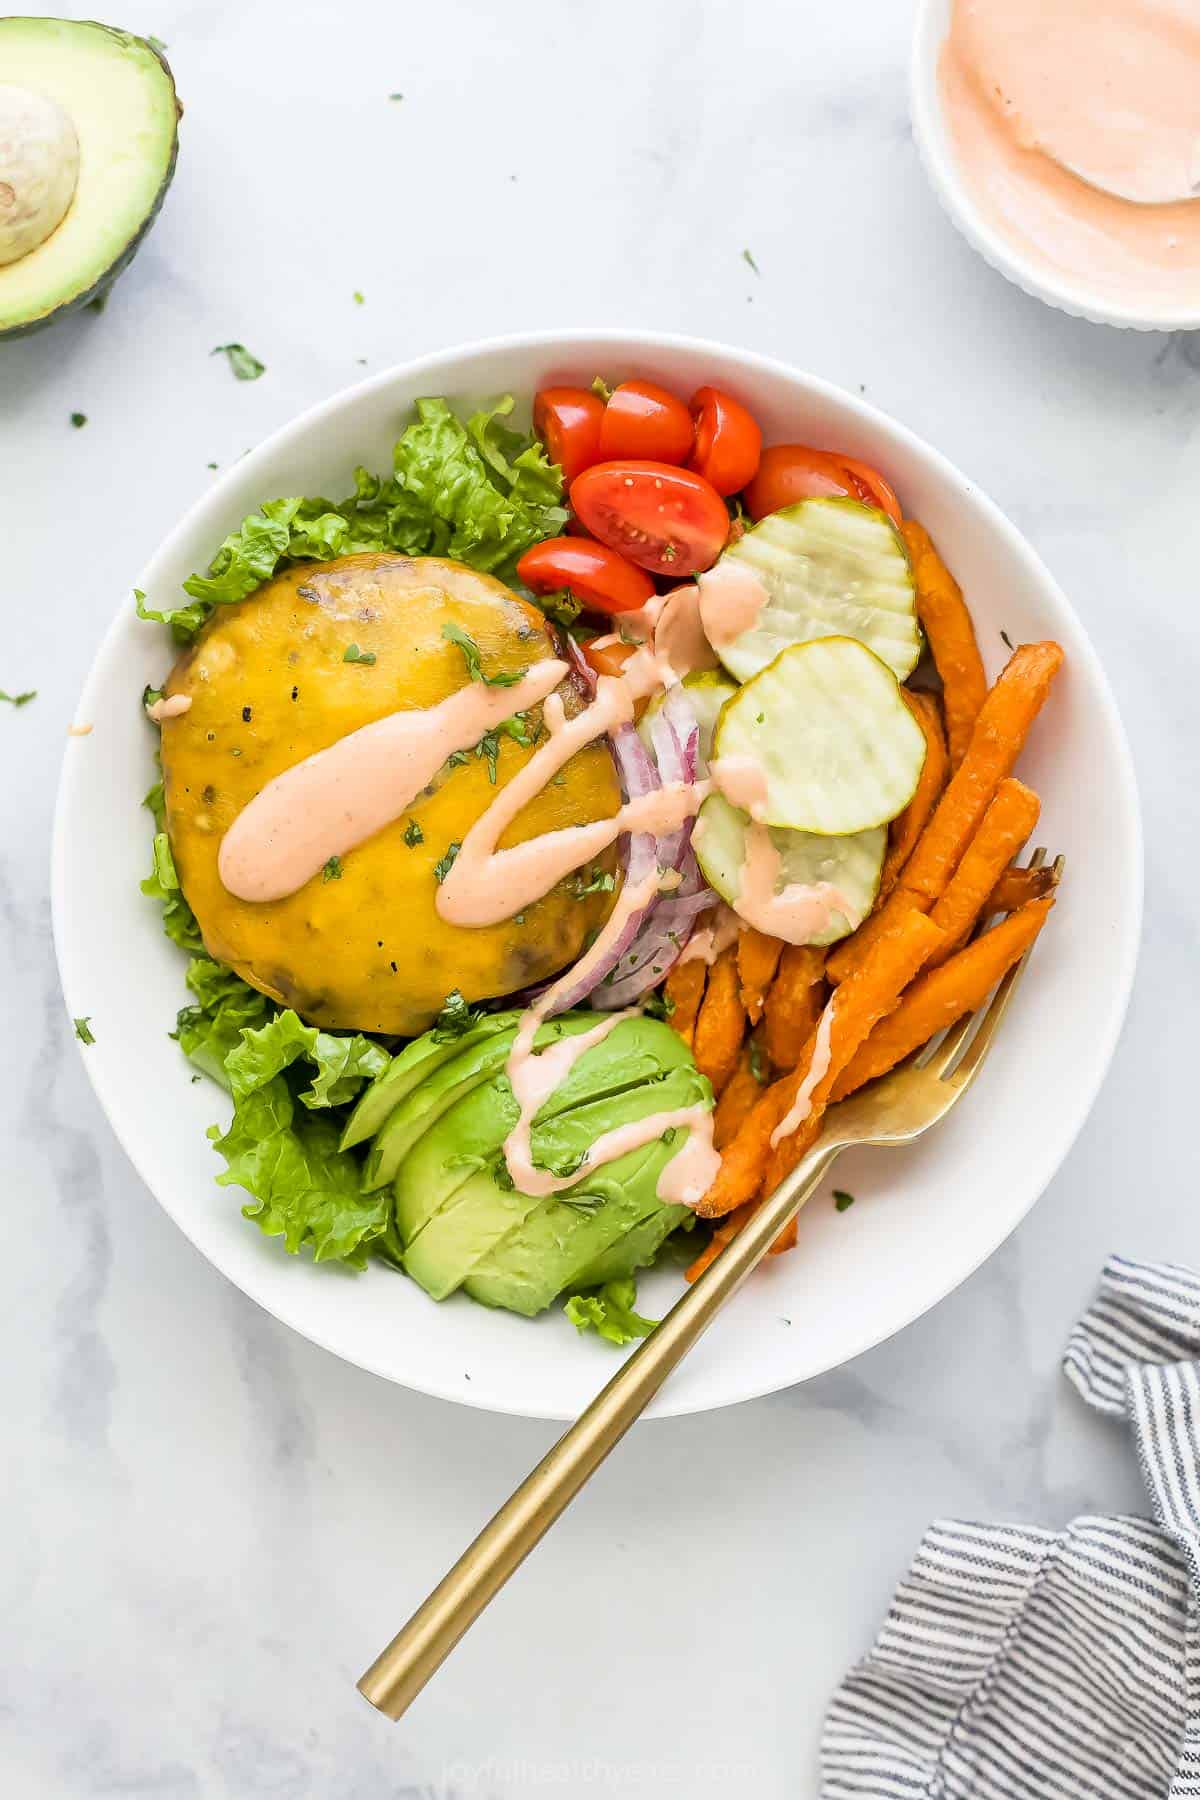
top-left (563, 1278), bottom-right (658, 1347)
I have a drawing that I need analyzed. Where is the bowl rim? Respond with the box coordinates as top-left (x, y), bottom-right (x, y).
top-left (910, 0), bottom-right (1200, 334)
top-left (51, 326), bottom-right (1144, 1420)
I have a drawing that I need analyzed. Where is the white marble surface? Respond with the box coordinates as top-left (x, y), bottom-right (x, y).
top-left (3, 0), bottom-right (1196, 1793)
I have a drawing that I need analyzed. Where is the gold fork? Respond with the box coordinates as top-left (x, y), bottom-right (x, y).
top-left (357, 851), bottom-right (1062, 1721)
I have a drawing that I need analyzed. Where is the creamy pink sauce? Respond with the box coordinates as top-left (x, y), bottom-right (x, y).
top-left (704, 815), bottom-right (852, 946)
top-left (769, 998), bottom-right (836, 1148)
top-left (501, 866), bottom-right (720, 1205)
top-left (697, 559), bottom-right (769, 651)
top-left (218, 660), bottom-right (567, 903)
top-left (654, 584), bottom-right (721, 680)
top-left (146, 693), bottom-right (192, 723)
top-left (438, 648), bottom-right (711, 928)
top-left (940, 0), bottom-right (1200, 308)
top-left (710, 754), bottom-right (769, 821)
top-left (678, 901), bottom-right (742, 966)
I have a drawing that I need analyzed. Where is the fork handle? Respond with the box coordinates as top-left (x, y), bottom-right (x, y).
top-left (357, 1138), bottom-right (842, 1720)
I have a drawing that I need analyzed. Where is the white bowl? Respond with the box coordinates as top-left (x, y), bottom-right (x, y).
top-left (52, 329), bottom-right (1142, 1421)
top-left (911, 0), bottom-right (1200, 333)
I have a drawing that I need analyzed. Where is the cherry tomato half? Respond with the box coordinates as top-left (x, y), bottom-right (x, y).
top-left (532, 387), bottom-right (605, 484)
top-left (688, 386), bottom-right (762, 496)
top-left (837, 456), bottom-right (903, 525)
top-left (571, 461), bottom-right (730, 577)
top-left (597, 380), bottom-right (695, 465)
top-left (581, 637), bottom-right (638, 682)
top-left (745, 444), bottom-right (902, 525)
top-left (517, 536), bottom-right (655, 616)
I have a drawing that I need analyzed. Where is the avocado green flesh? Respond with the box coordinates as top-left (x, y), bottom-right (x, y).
top-left (390, 1015), bottom-right (700, 1244)
top-left (572, 1206), bottom-right (691, 1290)
top-left (340, 1014), bottom-right (513, 1151)
top-left (401, 1060), bottom-right (705, 1301)
top-left (0, 19), bottom-right (179, 337)
top-left (463, 1137), bottom-right (685, 1318)
top-left (363, 1010), bottom-right (641, 1193)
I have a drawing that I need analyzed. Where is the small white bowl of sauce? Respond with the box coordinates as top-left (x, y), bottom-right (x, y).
top-left (912, 0), bottom-right (1200, 331)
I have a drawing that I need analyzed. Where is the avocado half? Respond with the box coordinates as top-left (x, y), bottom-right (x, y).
top-left (0, 18), bottom-right (180, 338)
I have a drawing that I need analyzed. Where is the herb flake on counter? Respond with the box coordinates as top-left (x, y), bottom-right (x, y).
top-left (70, 411), bottom-right (87, 428)
top-left (0, 688), bottom-right (36, 707)
top-left (388, 91), bottom-right (403, 100)
top-left (212, 343), bottom-right (266, 382)
top-left (433, 841), bottom-right (461, 884)
top-left (742, 247), bottom-right (761, 276)
top-left (833, 1189), bottom-right (856, 1213)
top-left (403, 818), bottom-right (423, 847)
top-left (322, 856), bottom-right (343, 883)
top-left (74, 1017), bottom-right (96, 1045)
top-left (343, 643), bottom-right (376, 665)
top-left (353, 291), bottom-right (364, 305)
top-left (442, 621), bottom-right (520, 687)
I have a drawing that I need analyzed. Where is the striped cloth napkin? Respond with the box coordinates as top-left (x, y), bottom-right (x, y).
top-left (822, 1256), bottom-right (1200, 1798)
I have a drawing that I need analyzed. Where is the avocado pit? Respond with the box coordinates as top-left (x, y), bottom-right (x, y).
top-left (0, 84), bottom-right (79, 266)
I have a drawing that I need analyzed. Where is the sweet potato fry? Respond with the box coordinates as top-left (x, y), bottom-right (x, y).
top-left (697, 910), bottom-right (944, 1217)
top-left (880, 690), bottom-right (948, 899)
top-left (831, 897), bottom-right (1054, 1101)
top-left (826, 642), bottom-right (1063, 984)
top-left (713, 1044), bottom-right (764, 1149)
top-left (763, 944), bottom-right (826, 1070)
top-left (685, 1204), bottom-right (754, 1282)
top-left (737, 928), bottom-right (784, 1027)
top-left (986, 862), bottom-right (1058, 915)
top-left (692, 945), bottom-right (744, 1097)
top-left (759, 911), bottom-right (946, 1198)
top-left (665, 957), bottom-right (707, 1049)
top-left (768, 1217), bottom-right (799, 1257)
top-left (901, 520), bottom-right (988, 769)
top-left (925, 779), bottom-right (1040, 965)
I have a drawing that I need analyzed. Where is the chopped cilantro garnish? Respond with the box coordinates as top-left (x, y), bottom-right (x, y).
top-left (403, 819), bottom-right (424, 847)
top-left (833, 1189), bottom-right (856, 1213)
top-left (322, 856), bottom-right (343, 882)
top-left (342, 643), bottom-right (376, 665)
top-left (742, 247), bottom-right (761, 276)
top-left (433, 841), bottom-right (461, 883)
top-left (73, 1017), bottom-right (96, 1045)
top-left (353, 291), bottom-right (364, 305)
top-left (212, 343), bottom-right (265, 382)
top-left (573, 866), bottom-right (615, 898)
top-left (442, 621), bottom-right (520, 687)
top-left (432, 989), bottom-right (478, 1040)
top-left (0, 688), bottom-right (37, 707)
top-left (641, 991), bottom-right (675, 1022)
top-left (70, 411), bottom-right (87, 429)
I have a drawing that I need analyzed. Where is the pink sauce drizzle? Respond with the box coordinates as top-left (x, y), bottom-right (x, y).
top-left (501, 866), bottom-right (720, 1205)
top-left (146, 694), bottom-right (192, 723)
top-left (678, 902), bottom-right (742, 967)
top-left (218, 659), bottom-right (567, 903)
top-left (654, 584), bottom-right (720, 680)
top-left (737, 822), bottom-right (853, 945)
top-left (697, 559), bottom-right (769, 651)
top-left (710, 754), bottom-right (769, 821)
top-left (437, 648), bottom-right (710, 928)
top-left (769, 998), bottom-right (836, 1147)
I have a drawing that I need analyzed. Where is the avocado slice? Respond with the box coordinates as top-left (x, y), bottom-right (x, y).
top-left (463, 1135), bottom-right (690, 1319)
top-left (401, 1058), bottom-right (703, 1299)
top-left (389, 1013), bottom-right (699, 1237)
top-left (572, 1206), bottom-right (692, 1290)
top-left (0, 20), bottom-right (180, 338)
top-left (340, 1012), bottom-right (516, 1151)
top-left (459, 1064), bottom-right (706, 1318)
